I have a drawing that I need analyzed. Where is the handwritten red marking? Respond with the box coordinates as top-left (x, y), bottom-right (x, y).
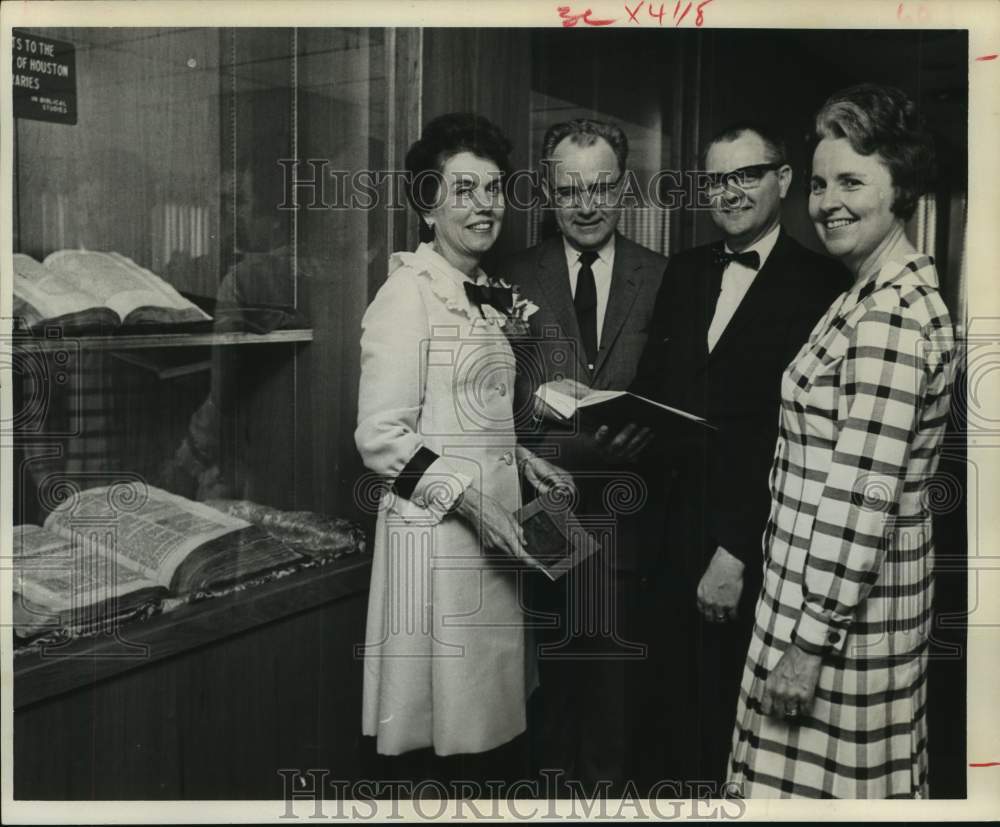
top-left (898, 2), bottom-right (931, 23)
top-left (557, 5), bottom-right (617, 26)
top-left (584, 10), bottom-right (617, 25)
top-left (675, 0), bottom-right (692, 26)
top-left (976, 54), bottom-right (998, 61)
top-left (970, 762), bottom-right (1000, 767)
top-left (695, 0), bottom-right (713, 26)
top-left (622, 0), bottom-right (709, 27)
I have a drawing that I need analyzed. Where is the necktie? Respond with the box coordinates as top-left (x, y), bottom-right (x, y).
top-left (707, 246), bottom-right (760, 352)
top-left (712, 247), bottom-right (761, 270)
top-left (574, 250), bottom-right (599, 368)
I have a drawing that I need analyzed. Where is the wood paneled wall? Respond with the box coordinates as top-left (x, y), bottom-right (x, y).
top-left (421, 28), bottom-right (532, 266)
top-left (294, 28), bottom-right (386, 519)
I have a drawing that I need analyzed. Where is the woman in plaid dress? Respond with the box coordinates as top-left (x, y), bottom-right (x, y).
top-left (727, 84), bottom-right (956, 798)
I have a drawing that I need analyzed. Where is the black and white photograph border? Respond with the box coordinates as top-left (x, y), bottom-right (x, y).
top-left (1, 0), bottom-right (999, 822)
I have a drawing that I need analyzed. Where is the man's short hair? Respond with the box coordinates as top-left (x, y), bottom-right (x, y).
top-left (540, 118), bottom-right (629, 178)
top-left (700, 122), bottom-right (787, 168)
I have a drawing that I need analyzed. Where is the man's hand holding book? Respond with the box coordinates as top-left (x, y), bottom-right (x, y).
top-left (532, 379), bottom-right (709, 463)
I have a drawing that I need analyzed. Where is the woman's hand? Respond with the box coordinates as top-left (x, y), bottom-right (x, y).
top-left (761, 643), bottom-right (823, 720)
top-left (516, 447), bottom-right (576, 498)
top-left (453, 485), bottom-right (541, 571)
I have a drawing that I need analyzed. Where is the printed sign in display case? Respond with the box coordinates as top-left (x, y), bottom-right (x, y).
top-left (12, 29), bottom-right (77, 124)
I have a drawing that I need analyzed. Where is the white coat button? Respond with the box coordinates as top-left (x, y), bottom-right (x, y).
top-left (497, 383), bottom-right (507, 396)
top-left (501, 451), bottom-right (514, 465)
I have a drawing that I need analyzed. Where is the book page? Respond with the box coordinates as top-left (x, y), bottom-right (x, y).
top-left (535, 385), bottom-right (581, 419)
top-left (42, 250), bottom-right (210, 321)
top-left (13, 252), bottom-right (104, 319)
top-left (579, 389), bottom-right (627, 407)
top-left (580, 389), bottom-right (708, 424)
top-left (43, 484), bottom-right (252, 589)
top-left (638, 394), bottom-right (707, 423)
top-left (109, 251), bottom-right (211, 318)
top-left (13, 524), bottom-right (156, 614)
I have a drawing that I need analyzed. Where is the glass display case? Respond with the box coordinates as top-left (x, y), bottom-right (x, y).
top-left (12, 27), bottom-right (399, 520)
top-left (9, 26), bottom-right (417, 799)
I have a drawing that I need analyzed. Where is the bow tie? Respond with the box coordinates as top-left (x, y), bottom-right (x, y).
top-left (712, 248), bottom-right (761, 270)
top-left (464, 281), bottom-right (512, 313)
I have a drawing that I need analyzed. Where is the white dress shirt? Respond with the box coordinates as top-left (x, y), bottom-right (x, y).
top-left (707, 222), bottom-right (781, 352)
top-left (564, 234), bottom-right (616, 348)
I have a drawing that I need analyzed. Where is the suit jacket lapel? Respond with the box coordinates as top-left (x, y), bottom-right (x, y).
top-left (535, 236), bottom-right (590, 373)
top-left (691, 246), bottom-right (724, 372)
top-left (708, 230), bottom-right (789, 362)
top-left (592, 235), bottom-right (640, 378)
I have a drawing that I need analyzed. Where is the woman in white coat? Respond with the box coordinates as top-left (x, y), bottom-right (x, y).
top-left (356, 113), bottom-right (571, 776)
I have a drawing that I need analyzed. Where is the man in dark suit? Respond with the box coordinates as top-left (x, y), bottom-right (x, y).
top-left (499, 118), bottom-right (667, 794)
top-left (628, 123), bottom-right (848, 788)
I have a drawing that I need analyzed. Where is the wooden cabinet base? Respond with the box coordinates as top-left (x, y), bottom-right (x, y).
top-left (14, 557), bottom-right (372, 800)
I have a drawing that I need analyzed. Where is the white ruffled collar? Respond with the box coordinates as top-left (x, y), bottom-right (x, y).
top-left (389, 243), bottom-right (498, 321)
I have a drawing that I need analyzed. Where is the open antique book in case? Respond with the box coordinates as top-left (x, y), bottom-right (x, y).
top-left (13, 250), bottom-right (213, 331)
top-left (9, 28), bottom-right (383, 652)
top-left (13, 484), bottom-right (365, 640)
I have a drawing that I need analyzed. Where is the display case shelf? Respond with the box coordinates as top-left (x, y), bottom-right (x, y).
top-left (10, 328), bottom-right (314, 352)
top-left (14, 553), bottom-right (371, 709)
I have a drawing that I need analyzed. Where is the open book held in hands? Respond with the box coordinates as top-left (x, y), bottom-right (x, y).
top-left (13, 250), bottom-right (211, 332)
top-left (535, 380), bottom-right (713, 433)
top-left (515, 496), bottom-right (602, 581)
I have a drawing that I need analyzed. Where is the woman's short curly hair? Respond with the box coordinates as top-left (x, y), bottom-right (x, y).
top-left (813, 83), bottom-right (935, 221)
top-left (404, 113), bottom-right (513, 232)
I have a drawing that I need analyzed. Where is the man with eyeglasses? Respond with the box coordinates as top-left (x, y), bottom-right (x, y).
top-left (500, 117), bottom-right (668, 795)
top-left (627, 123), bottom-right (848, 787)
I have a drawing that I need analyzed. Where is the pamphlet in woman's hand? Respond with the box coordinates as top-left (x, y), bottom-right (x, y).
top-left (515, 496), bottom-right (601, 581)
top-left (535, 381), bottom-right (713, 432)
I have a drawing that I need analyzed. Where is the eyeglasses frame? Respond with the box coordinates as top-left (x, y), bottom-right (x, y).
top-left (702, 162), bottom-right (785, 192)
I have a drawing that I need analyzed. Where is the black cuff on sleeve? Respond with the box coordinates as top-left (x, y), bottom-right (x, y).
top-left (790, 632), bottom-right (829, 656)
top-left (392, 446), bottom-right (439, 500)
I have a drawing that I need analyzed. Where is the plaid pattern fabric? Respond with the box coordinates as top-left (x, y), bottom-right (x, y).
top-left (728, 254), bottom-right (956, 798)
